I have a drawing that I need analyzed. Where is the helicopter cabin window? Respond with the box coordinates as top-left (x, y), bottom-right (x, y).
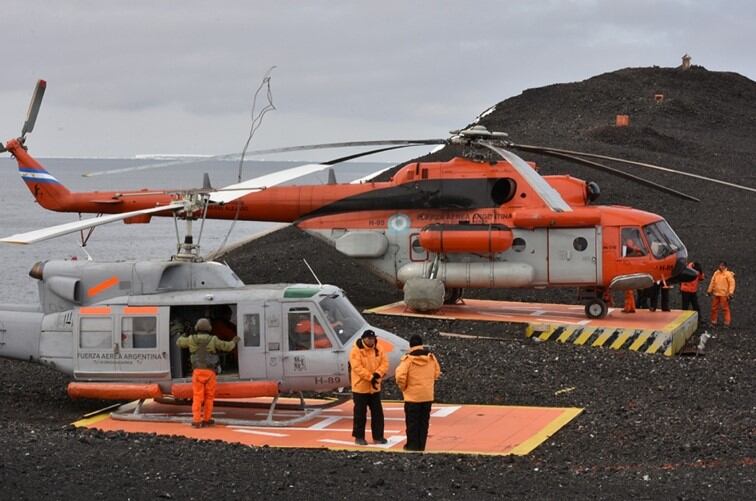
top-left (512, 237), bottom-right (527, 252)
top-left (289, 307), bottom-right (332, 351)
top-left (573, 237), bottom-right (588, 252)
top-left (621, 228), bottom-right (647, 257)
top-left (121, 316), bottom-right (157, 349)
top-left (243, 313), bottom-right (261, 347)
top-left (79, 316), bottom-right (112, 349)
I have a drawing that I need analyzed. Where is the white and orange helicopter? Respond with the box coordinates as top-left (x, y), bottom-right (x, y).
top-left (4, 80), bottom-right (754, 320)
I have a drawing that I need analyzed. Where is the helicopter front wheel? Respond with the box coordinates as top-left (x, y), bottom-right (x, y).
top-left (584, 298), bottom-right (608, 319)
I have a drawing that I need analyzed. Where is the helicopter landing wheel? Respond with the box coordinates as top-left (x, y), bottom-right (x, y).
top-left (585, 298), bottom-right (608, 319)
top-left (443, 287), bottom-right (464, 305)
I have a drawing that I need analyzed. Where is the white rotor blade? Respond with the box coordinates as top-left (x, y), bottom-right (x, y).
top-left (1, 202), bottom-right (184, 245)
top-left (208, 163), bottom-right (333, 204)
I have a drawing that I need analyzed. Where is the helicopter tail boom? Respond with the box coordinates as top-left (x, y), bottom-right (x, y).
top-left (5, 138), bottom-right (74, 211)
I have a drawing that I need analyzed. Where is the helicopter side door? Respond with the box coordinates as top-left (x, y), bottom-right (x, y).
top-left (73, 305), bottom-right (171, 381)
top-left (237, 302), bottom-right (268, 380)
top-left (116, 306), bottom-right (171, 380)
top-left (74, 306), bottom-right (117, 380)
top-left (548, 227), bottom-right (600, 284)
top-left (282, 303), bottom-right (341, 392)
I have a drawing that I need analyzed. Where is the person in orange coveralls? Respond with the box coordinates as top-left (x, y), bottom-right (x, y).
top-left (707, 261), bottom-right (736, 328)
top-left (395, 334), bottom-right (441, 452)
top-left (176, 318), bottom-right (239, 428)
top-left (349, 330), bottom-right (388, 446)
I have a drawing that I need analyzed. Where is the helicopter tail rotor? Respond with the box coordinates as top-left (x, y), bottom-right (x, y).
top-left (2, 79), bottom-right (47, 154)
top-left (21, 80), bottom-right (47, 140)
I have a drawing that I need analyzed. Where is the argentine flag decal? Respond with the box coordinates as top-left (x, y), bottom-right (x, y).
top-left (19, 166), bottom-right (61, 184)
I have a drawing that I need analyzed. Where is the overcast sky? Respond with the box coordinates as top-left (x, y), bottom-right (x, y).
top-left (1, 1), bottom-right (754, 161)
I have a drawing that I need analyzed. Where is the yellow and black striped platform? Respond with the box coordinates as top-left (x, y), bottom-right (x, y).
top-left (367, 299), bottom-right (699, 356)
top-left (526, 310), bottom-right (698, 356)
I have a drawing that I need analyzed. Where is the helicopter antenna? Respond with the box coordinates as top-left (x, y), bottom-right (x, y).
top-left (213, 66), bottom-right (277, 257)
top-left (302, 258), bottom-right (322, 286)
top-left (79, 244), bottom-right (94, 262)
top-left (238, 65), bottom-right (277, 183)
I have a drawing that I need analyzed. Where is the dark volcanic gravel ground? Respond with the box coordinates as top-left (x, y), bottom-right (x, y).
top-left (1, 66), bottom-right (755, 499)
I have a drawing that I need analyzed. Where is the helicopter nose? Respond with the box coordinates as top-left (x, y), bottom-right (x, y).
top-left (667, 252), bottom-right (694, 284)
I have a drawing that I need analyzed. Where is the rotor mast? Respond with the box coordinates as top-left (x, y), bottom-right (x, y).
top-left (174, 192), bottom-right (209, 262)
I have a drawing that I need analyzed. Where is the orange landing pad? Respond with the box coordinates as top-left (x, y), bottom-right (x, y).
top-left (365, 299), bottom-right (698, 356)
top-left (75, 398), bottom-right (582, 456)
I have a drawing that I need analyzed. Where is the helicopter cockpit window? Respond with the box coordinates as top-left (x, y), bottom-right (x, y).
top-left (289, 308), bottom-right (312, 351)
top-left (243, 313), bottom-right (261, 347)
top-left (79, 316), bottom-right (112, 349)
top-left (644, 220), bottom-right (683, 259)
top-left (288, 307), bottom-right (332, 351)
top-left (319, 293), bottom-right (366, 345)
top-left (121, 316), bottom-right (157, 349)
top-left (621, 228), bottom-right (647, 257)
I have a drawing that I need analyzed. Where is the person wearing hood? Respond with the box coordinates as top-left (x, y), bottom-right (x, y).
top-left (349, 329), bottom-right (389, 446)
top-left (395, 334), bottom-right (441, 452)
top-left (707, 261), bottom-right (736, 328)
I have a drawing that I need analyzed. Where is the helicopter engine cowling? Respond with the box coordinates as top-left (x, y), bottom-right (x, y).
top-left (46, 276), bottom-right (82, 304)
top-left (418, 224), bottom-right (513, 254)
top-left (398, 261), bottom-right (535, 288)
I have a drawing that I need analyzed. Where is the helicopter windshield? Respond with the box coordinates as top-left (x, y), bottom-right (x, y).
top-left (643, 220), bottom-right (684, 259)
top-left (319, 293), bottom-right (366, 345)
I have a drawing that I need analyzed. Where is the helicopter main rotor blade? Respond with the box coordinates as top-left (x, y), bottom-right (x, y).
top-left (244, 139), bottom-right (447, 156)
top-left (511, 144), bottom-right (756, 195)
top-left (207, 162), bottom-right (340, 204)
top-left (82, 156), bottom-right (220, 177)
top-left (0, 202), bottom-right (184, 245)
top-left (514, 146), bottom-right (700, 202)
top-left (321, 144), bottom-right (419, 164)
top-left (81, 143), bottom-right (429, 178)
top-left (21, 79), bottom-right (47, 138)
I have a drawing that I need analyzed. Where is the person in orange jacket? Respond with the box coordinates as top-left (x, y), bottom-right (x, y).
top-left (349, 330), bottom-right (389, 445)
top-left (707, 261), bottom-right (736, 327)
top-left (680, 261), bottom-right (705, 313)
top-left (176, 318), bottom-right (239, 428)
top-left (395, 334), bottom-right (441, 452)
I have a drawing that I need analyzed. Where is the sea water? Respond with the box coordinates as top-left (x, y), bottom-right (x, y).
top-left (0, 156), bottom-right (387, 303)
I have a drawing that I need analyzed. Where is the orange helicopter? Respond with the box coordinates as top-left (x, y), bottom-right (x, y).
top-left (4, 80), bottom-right (754, 318)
